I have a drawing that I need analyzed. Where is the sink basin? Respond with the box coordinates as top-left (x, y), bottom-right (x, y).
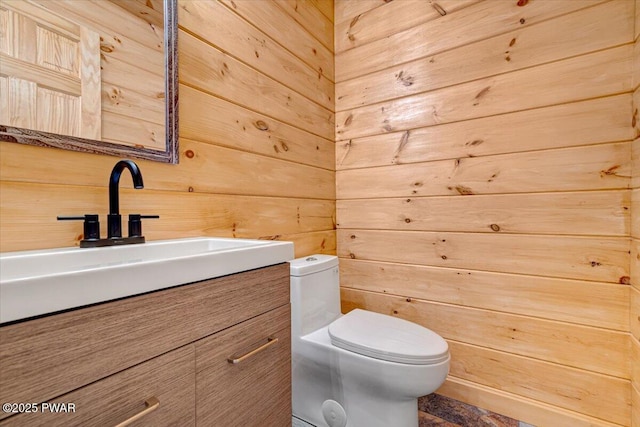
top-left (0, 237), bottom-right (294, 323)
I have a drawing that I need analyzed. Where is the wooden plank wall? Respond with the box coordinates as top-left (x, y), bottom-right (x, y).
top-left (632, 1), bottom-right (640, 425)
top-left (0, 0), bottom-right (336, 257)
top-left (335, 1), bottom-right (634, 425)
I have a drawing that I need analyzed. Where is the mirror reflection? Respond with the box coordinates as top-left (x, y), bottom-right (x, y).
top-left (0, 0), bottom-right (178, 163)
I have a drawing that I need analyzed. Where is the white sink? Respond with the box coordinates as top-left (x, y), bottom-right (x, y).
top-left (0, 237), bottom-right (294, 323)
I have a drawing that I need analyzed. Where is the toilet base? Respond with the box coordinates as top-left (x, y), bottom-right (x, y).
top-left (292, 327), bottom-right (440, 427)
top-left (292, 399), bottom-right (418, 427)
top-left (293, 415), bottom-right (316, 427)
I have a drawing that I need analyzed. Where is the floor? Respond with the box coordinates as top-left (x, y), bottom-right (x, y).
top-left (418, 394), bottom-right (528, 427)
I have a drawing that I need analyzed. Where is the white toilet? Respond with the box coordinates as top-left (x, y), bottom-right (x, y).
top-left (290, 255), bottom-right (450, 427)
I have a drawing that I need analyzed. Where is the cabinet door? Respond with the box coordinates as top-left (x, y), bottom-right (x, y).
top-left (0, 345), bottom-right (195, 427)
top-left (196, 305), bottom-right (291, 426)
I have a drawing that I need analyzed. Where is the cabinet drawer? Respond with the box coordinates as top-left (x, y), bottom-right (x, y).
top-left (197, 305), bottom-right (291, 426)
top-left (1, 345), bottom-right (195, 427)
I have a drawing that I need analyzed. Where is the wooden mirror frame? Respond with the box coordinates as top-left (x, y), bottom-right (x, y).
top-left (0, 0), bottom-right (179, 164)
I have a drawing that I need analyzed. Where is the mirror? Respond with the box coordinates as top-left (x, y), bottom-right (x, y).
top-left (0, 0), bottom-right (178, 163)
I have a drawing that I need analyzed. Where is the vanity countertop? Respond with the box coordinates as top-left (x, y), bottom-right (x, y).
top-left (0, 237), bottom-right (294, 323)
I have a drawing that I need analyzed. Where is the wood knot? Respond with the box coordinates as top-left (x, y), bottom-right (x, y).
top-left (406, 298), bottom-right (412, 302)
top-left (188, 186), bottom-right (194, 192)
top-left (344, 114), bottom-right (353, 126)
top-left (405, 218), bottom-right (411, 223)
top-left (590, 261), bottom-right (601, 267)
top-left (350, 234), bottom-right (356, 239)
top-left (441, 255), bottom-right (447, 260)
top-left (475, 86), bottom-right (491, 100)
top-left (185, 149), bottom-right (195, 158)
top-left (454, 185), bottom-right (474, 195)
top-left (100, 44), bottom-right (114, 53)
top-left (254, 120), bottom-right (269, 131)
top-left (395, 71), bottom-right (414, 87)
top-left (619, 276), bottom-right (631, 285)
top-left (519, 18), bottom-right (526, 24)
top-left (349, 253), bottom-right (356, 259)
top-left (517, 0), bottom-right (528, 6)
top-left (600, 165), bottom-right (621, 178)
top-left (490, 224), bottom-right (501, 232)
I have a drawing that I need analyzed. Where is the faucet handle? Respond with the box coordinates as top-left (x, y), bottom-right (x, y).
top-left (57, 214), bottom-right (101, 241)
top-left (128, 214), bottom-right (159, 238)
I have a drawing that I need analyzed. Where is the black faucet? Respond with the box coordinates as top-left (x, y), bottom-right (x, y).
top-left (57, 159), bottom-right (158, 248)
top-left (108, 160), bottom-right (144, 239)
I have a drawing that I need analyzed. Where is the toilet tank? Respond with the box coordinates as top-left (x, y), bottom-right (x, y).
top-left (290, 255), bottom-right (341, 338)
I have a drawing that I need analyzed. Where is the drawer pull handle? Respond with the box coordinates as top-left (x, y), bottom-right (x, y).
top-left (228, 336), bottom-right (279, 364)
top-left (115, 396), bottom-right (160, 427)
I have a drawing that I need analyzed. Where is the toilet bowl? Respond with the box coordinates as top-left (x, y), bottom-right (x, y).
top-left (290, 255), bottom-right (450, 427)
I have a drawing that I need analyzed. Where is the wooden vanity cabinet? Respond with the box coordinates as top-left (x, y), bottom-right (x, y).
top-left (0, 263), bottom-right (292, 426)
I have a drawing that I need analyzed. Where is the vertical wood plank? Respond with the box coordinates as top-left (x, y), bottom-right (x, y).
top-left (79, 26), bottom-right (101, 140)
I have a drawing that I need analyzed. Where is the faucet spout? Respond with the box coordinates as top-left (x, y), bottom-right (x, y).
top-left (108, 160), bottom-right (144, 238)
top-left (109, 160), bottom-right (144, 215)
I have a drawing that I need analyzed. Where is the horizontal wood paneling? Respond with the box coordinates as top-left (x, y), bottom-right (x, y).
top-left (334, 0), bottom-right (477, 54)
top-left (446, 342), bottom-right (630, 425)
top-left (337, 143), bottom-right (631, 199)
top-left (179, 84), bottom-right (334, 170)
top-left (336, 1), bottom-right (633, 111)
top-left (337, 45), bottom-right (632, 140)
top-left (337, 95), bottom-right (633, 170)
top-left (339, 258), bottom-right (629, 331)
top-left (337, 191), bottom-right (630, 236)
top-left (341, 288), bottom-right (628, 378)
top-left (338, 230), bottom-right (628, 283)
top-left (219, 0), bottom-right (333, 81)
top-left (273, 0), bottom-right (333, 52)
top-left (0, 0), bottom-right (335, 256)
top-left (440, 377), bottom-right (621, 427)
top-left (0, 181), bottom-right (335, 252)
top-left (180, 31), bottom-right (333, 140)
top-left (0, 139), bottom-right (335, 200)
top-left (309, 0), bottom-right (333, 23)
top-left (275, 229), bottom-right (336, 258)
top-left (335, 0), bottom-right (606, 82)
top-left (334, 0), bottom-right (384, 25)
top-left (335, 0), bottom-right (634, 423)
top-left (178, 0), bottom-right (333, 111)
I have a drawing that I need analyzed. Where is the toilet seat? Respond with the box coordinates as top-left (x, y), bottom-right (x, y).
top-left (328, 309), bottom-right (449, 365)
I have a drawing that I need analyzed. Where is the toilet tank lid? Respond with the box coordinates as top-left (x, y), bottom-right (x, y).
top-left (289, 254), bottom-right (338, 276)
